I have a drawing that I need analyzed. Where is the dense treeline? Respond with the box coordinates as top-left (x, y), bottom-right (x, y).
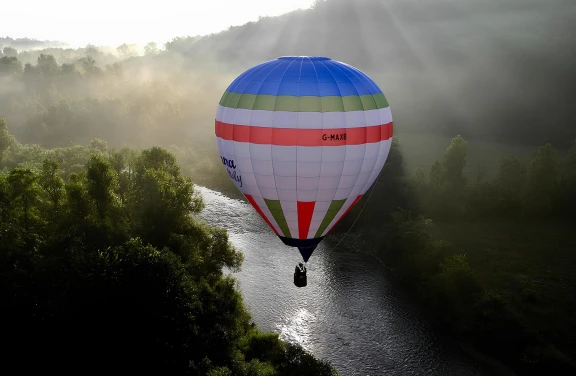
top-left (0, 36), bottom-right (67, 52)
top-left (0, 118), bottom-right (338, 375)
top-left (346, 136), bottom-right (576, 374)
top-left (0, 45), bottom-right (232, 191)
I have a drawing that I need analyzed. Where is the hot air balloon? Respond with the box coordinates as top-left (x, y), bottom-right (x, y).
top-left (215, 56), bottom-right (393, 287)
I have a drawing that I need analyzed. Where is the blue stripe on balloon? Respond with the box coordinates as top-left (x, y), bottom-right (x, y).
top-left (226, 56), bottom-right (382, 97)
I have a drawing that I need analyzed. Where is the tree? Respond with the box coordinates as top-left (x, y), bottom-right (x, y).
top-left (78, 55), bottom-right (101, 75)
top-left (39, 159), bottom-right (65, 213)
top-left (426, 135), bottom-right (469, 218)
top-left (2, 46), bottom-right (17, 57)
top-left (36, 53), bottom-right (59, 76)
top-left (144, 42), bottom-right (159, 55)
top-left (7, 168), bottom-right (42, 232)
top-left (559, 138), bottom-right (576, 215)
top-left (85, 154), bottom-right (119, 219)
top-left (105, 62), bottom-right (123, 78)
top-left (60, 63), bottom-right (78, 76)
top-left (524, 143), bottom-right (560, 215)
top-left (0, 118), bottom-right (16, 167)
top-left (496, 156), bottom-right (527, 212)
top-left (117, 43), bottom-right (137, 58)
top-left (0, 56), bottom-right (23, 75)
top-left (441, 134), bottom-right (468, 191)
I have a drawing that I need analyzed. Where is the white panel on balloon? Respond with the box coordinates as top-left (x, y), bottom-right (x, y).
top-left (338, 175), bottom-right (359, 190)
top-left (232, 108), bottom-right (253, 125)
top-left (249, 143), bottom-right (272, 161)
top-left (320, 146), bottom-right (346, 162)
top-left (345, 111), bottom-right (368, 128)
top-left (361, 158), bottom-right (378, 173)
top-left (318, 176), bottom-right (341, 190)
top-left (297, 146), bottom-right (322, 162)
top-left (320, 161), bottom-right (345, 177)
top-left (297, 161), bottom-right (321, 178)
top-left (345, 144), bottom-right (366, 161)
top-left (322, 111), bottom-right (346, 128)
top-left (218, 106), bottom-right (235, 123)
top-left (273, 111), bottom-right (298, 128)
top-left (297, 176), bottom-right (319, 191)
top-left (275, 176), bottom-right (297, 190)
top-left (223, 140), bottom-right (236, 157)
top-left (252, 160), bottom-right (274, 175)
top-left (380, 139), bottom-right (392, 156)
top-left (335, 187), bottom-right (354, 201)
top-left (249, 110), bottom-right (274, 127)
top-left (236, 158), bottom-right (253, 173)
top-left (234, 143), bottom-right (251, 159)
top-left (241, 172), bottom-right (258, 189)
top-left (272, 160), bottom-right (297, 177)
top-left (255, 173), bottom-right (276, 189)
top-left (342, 159), bottom-right (364, 176)
top-left (308, 220), bottom-right (324, 237)
top-left (379, 108), bottom-right (393, 125)
top-left (363, 109), bottom-right (381, 127)
top-left (353, 171), bottom-right (372, 191)
top-left (297, 112), bottom-right (322, 129)
top-left (281, 200), bottom-right (298, 213)
top-left (272, 145), bottom-right (296, 162)
top-left (317, 189), bottom-right (337, 201)
top-left (364, 143), bottom-right (380, 159)
top-left (259, 188), bottom-right (278, 200)
top-left (277, 189), bottom-right (297, 202)
top-left (314, 201), bottom-right (332, 212)
top-left (298, 189), bottom-right (318, 202)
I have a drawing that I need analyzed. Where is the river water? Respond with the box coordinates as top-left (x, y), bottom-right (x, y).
top-left (196, 186), bottom-right (492, 376)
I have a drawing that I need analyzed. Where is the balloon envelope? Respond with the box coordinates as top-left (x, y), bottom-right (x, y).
top-left (215, 56), bottom-right (393, 261)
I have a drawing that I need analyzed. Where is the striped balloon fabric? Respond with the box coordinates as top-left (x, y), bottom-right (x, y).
top-left (215, 56), bottom-right (393, 261)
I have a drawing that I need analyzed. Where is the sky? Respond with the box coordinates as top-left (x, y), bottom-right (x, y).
top-left (2, 0), bottom-right (316, 48)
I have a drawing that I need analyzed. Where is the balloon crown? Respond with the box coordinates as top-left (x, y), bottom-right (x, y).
top-left (277, 56), bottom-right (331, 61)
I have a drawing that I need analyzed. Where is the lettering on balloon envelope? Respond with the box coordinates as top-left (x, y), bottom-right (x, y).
top-left (321, 133), bottom-right (347, 142)
top-left (221, 156), bottom-right (242, 187)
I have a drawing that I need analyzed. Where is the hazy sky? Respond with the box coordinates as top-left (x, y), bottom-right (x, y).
top-left (3, 0), bottom-right (315, 47)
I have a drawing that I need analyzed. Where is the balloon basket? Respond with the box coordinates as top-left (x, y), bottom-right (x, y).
top-left (294, 273), bottom-right (307, 288)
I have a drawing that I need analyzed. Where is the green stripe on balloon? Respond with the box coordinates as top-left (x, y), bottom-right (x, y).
top-left (219, 92), bottom-right (389, 112)
top-left (314, 199), bottom-right (347, 238)
top-left (264, 199), bottom-right (292, 238)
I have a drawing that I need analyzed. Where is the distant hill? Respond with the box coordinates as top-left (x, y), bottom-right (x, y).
top-left (169, 0), bottom-right (576, 147)
top-left (0, 37), bottom-right (68, 50)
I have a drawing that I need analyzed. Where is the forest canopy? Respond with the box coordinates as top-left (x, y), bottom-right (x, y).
top-left (0, 119), bottom-right (338, 375)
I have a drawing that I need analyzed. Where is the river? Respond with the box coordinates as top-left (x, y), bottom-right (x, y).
top-left (196, 186), bottom-right (493, 376)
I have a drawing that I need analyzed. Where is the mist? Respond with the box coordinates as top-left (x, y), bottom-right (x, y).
top-left (1, 0), bottom-right (575, 179)
top-left (1, 0), bottom-right (573, 161)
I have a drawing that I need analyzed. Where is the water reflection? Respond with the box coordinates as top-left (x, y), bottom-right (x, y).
top-left (196, 186), bottom-right (491, 376)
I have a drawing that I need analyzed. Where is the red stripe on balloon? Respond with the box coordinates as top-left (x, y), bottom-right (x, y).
top-left (297, 201), bottom-right (316, 239)
top-left (325, 194), bottom-right (364, 235)
top-left (244, 194), bottom-right (280, 236)
top-left (215, 121), bottom-right (393, 146)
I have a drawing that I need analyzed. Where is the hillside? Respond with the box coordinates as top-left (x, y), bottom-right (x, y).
top-left (171, 0), bottom-right (576, 147)
top-left (0, 37), bottom-right (67, 50)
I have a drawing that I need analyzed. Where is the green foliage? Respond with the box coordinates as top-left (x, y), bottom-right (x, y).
top-left (0, 117), bottom-right (16, 166)
top-left (377, 134), bottom-right (576, 374)
top-left (0, 138), bottom-right (337, 375)
top-left (524, 143), bottom-right (561, 216)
